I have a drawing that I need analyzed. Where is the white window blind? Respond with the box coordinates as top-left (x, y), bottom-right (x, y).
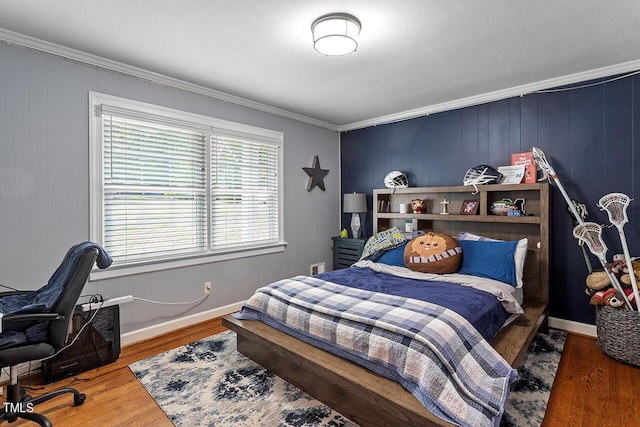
top-left (90, 92), bottom-right (284, 275)
top-left (102, 115), bottom-right (208, 263)
top-left (210, 135), bottom-right (280, 250)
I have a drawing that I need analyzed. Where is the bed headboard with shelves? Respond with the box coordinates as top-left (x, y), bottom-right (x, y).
top-left (373, 183), bottom-right (550, 305)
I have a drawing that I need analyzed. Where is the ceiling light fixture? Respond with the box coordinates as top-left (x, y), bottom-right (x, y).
top-left (311, 13), bottom-right (361, 56)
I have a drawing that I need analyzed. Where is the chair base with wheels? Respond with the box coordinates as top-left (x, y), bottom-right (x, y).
top-left (1, 366), bottom-right (86, 427)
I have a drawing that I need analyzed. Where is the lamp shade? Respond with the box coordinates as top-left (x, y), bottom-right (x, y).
top-left (343, 193), bottom-right (367, 213)
top-left (312, 13), bottom-right (361, 56)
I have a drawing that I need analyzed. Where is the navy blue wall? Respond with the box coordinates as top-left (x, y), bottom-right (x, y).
top-left (340, 73), bottom-right (640, 324)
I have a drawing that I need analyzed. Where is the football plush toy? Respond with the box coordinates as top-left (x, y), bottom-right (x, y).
top-left (404, 232), bottom-right (462, 274)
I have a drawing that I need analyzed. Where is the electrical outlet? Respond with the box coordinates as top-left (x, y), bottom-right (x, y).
top-left (310, 262), bottom-right (325, 275)
top-left (204, 282), bottom-right (212, 295)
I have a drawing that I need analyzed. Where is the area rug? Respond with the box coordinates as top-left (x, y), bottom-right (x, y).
top-left (500, 329), bottom-right (565, 427)
top-left (130, 329), bottom-right (566, 427)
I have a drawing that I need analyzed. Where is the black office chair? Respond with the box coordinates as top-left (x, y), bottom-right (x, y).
top-left (0, 242), bottom-right (111, 426)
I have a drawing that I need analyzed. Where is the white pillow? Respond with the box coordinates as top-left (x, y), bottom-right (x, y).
top-left (458, 232), bottom-right (528, 288)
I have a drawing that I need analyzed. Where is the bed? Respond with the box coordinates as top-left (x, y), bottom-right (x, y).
top-left (223, 184), bottom-right (549, 427)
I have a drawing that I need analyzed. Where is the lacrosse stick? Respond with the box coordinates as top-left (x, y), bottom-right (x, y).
top-left (573, 222), bottom-right (633, 309)
top-left (568, 200), bottom-right (593, 274)
top-left (533, 147), bottom-right (609, 281)
top-left (598, 193), bottom-right (640, 311)
top-left (532, 147), bottom-right (585, 226)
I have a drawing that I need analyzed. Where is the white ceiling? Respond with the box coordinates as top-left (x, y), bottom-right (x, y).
top-left (0, 0), bottom-right (639, 131)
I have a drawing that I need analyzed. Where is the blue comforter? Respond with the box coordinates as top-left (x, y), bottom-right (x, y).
top-left (314, 266), bottom-right (509, 341)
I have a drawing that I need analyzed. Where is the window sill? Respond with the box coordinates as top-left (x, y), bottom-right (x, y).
top-left (89, 242), bottom-right (287, 281)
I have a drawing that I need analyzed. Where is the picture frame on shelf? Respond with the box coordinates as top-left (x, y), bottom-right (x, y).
top-left (460, 199), bottom-right (479, 215)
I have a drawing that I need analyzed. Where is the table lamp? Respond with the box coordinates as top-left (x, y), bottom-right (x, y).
top-left (343, 193), bottom-right (367, 238)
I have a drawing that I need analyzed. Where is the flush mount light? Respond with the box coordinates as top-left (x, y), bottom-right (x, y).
top-left (311, 13), bottom-right (361, 56)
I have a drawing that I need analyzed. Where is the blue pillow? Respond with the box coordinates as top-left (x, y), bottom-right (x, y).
top-left (458, 239), bottom-right (518, 286)
top-left (376, 242), bottom-right (408, 267)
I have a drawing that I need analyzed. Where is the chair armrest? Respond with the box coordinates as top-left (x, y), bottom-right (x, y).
top-left (0, 290), bottom-right (35, 298)
top-left (1, 312), bottom-right (64, 325)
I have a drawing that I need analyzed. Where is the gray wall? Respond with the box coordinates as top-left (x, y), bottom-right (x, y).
top-left (0, 43), bottom-right (340, 334)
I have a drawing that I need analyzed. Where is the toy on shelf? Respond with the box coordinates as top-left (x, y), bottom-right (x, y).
top-left (410, 199), bottom-right (425, 214)
top-left (489, 198), bottom-right (525, 216)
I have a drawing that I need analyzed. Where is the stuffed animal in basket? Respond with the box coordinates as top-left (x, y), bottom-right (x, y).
top-left (610, 254), bottom-right (627, 275)
top-left (624, 287), bottom-right (638, 308)
top-left (589, 288), bottom-right (626, 308)
top-left (584, 253), bottom-right (640, 296)
top-left (619, 258), bottom-right (640, 286)
top-left (585, 270), bottom-right (611, 295)
top-left (410, 199), bottom-right (425, 214)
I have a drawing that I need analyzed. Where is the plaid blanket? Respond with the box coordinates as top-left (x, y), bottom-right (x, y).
top-left (236, 275), bottom-right (517, 427)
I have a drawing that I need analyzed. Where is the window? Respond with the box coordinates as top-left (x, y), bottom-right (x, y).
top-left (89, 92), bottom-right (284, 278)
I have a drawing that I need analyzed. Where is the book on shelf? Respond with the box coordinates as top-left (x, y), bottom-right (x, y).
top-left (510, 152), bottom-right (536, 184)
top-left (377, 200), bottom-right (390, 213)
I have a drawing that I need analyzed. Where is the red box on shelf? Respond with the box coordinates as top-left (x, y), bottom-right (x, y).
top-left (511, 152), bottom-right (536, 183)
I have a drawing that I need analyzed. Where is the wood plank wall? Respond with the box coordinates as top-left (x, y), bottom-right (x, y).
top-left (340, 73), bottom-right (640, 325)
top-left (0, 42), bottom-right (340, 336)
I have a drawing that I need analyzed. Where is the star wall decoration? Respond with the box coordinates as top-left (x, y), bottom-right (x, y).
top-left (302, 155), bottom-right (329, 192)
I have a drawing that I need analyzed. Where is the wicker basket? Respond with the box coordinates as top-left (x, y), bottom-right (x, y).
top-left (595, 306), bottom-right (640, 367)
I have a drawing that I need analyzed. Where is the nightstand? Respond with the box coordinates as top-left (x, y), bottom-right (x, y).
top-left (332, 237), bottom-right (366, 269)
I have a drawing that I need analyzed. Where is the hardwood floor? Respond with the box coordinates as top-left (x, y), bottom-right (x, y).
top-left (3, 320), bottom-right (639, 426)
top-left (3, 317), bottom-right (227, 427)
top-left (542, 333), bottom-right (640, 427)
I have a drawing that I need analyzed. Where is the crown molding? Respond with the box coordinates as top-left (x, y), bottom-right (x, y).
top-left (2, 27), bottom-right (639, 134)
top-left (0, 28), bottom-right (337, 131)
top-left (338, 59), bottom-right (640, 132)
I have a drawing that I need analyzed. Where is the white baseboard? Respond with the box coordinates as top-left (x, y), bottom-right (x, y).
top-left (120, 301), bottom-right (245, 346)
top-left (549, 316), bottom-right (597, 337)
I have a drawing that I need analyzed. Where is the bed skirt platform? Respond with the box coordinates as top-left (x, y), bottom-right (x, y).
top-left (223, 302), bottom-right (547, 427)
top-left (223, 314), bottom-right (455, 427)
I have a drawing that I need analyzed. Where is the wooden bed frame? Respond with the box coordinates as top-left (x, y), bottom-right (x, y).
top-left (224, 183), bottom-right (550, 427)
